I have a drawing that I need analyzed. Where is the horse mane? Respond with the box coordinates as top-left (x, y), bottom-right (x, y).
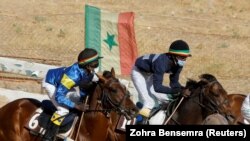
top-left (185, 73), bottom-right (220, 92)
top-left (86, 70), bottom-right (119, 97)
top-left (185, 78), bottom-right (199, 90)
top-left (103, 70), bottom-right (113, 79)
top-left (199, 73), bottom-right (217, 82)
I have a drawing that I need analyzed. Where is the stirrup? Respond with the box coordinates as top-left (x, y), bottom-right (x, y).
top-left (135, 114), bottom-right (148, 125)
top-left (43, 122), bottom-right (59, 141)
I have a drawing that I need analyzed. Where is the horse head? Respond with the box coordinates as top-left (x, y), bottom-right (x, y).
top-left (174, 73), bottom-right (232, 124)
top-left (94, 68), bottom-right (138, 120)
top-left (196, 74), bottom-right (231, 119)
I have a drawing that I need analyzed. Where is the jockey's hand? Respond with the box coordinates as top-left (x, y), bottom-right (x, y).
top-left (171, 87), bottom-right (182, 94)
top-left (181, 88), bottom-right (191, 98)
top-left (171, 87), bottom-right (182, 99)
top-left (75, 103), bottom-right (89, 112)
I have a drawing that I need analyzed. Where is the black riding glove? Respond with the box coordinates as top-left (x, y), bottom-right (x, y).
top-left (170, 87), bottom-right (182, 99)
top-left (75, 103), bottom-right (89, 112)
top-left (171, 87), bottom-right (182, 94)
top-left (181, 87), bottom-right (191, 98)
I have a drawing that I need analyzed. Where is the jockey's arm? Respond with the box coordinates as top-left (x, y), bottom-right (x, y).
top-left (55, 73), bottom-right (77, 109)
top-left (55, 84), bottom-right (75, 109)
top-left (169, 67), bottom-right (183, 88)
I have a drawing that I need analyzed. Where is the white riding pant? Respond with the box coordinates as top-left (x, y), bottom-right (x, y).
top-left (42, 79), bottom-right (81, 116)
top-left (131, 66), bottom-right (172, 110)
top-left (241, 94), bottom-right (250, 124)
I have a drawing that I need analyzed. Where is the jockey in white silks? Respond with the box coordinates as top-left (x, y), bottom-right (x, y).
top-left (131, 40), bottom-right (192, 124)
top-left (42, 48), bottom-right (102, 141)
top-left (241, 94), bottom-right (250, 124)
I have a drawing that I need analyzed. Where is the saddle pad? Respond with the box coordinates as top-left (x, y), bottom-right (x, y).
top-left (116, 115), bottom-right (136, 132)
top-left (25, 108), bottom-right (78, 139)
top-left (25, 108), bottom-right (45, 135)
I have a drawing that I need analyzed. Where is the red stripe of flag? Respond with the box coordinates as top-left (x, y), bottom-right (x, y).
top-left (118, 12), bottom-right (138, 75)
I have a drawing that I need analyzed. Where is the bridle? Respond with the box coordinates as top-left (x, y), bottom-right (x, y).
top-left (194, 80), bottom-right (234, 122)
top-left (167, 80), bottom-right (233, 125)
top-left (101, 81), bottom-right (132, 119)
top-left (198, 81), bottom-right (225, 112)
top-left (86, 79), bottom-right (133, 120)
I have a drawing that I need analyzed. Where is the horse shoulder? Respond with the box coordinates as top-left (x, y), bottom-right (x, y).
top-left (0, 98), bottom-right (41, 140)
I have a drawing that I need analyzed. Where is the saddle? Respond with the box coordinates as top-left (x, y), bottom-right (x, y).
top-left (116, 98), bottom-right (180, 130)
top-left (147, 99), bottom-right (179, 125)
top-left (25, 100), bottom-right (79, 140)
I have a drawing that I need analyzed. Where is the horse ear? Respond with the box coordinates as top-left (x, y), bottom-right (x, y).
top-left (96, 73), bottom-right (107, 83)
top-left (199, 75), bottom-right (209, 84)
top-left (200, 78), bottom-right (209, 83)
top-left (111, 67), bottom-right (115, 77)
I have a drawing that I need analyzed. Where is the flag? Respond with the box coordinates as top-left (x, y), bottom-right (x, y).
top-left (85, 5), bottom-right (138, 76)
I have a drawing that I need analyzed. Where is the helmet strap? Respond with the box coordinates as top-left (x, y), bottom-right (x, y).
top-left (85, 65), bottom-right (93, 74)
top-left (78, 64), bottom-right (91, 74)
top-left (171, 55), bottom-right (178, 66)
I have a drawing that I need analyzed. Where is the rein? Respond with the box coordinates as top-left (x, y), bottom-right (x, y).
top-left (164, 97), bottom-right (184, 125)
top-left (103, 89), bottom-right (131, 115)
top-left (167, 80), bottom-right (232, 125)
top-left (192, 80), bottom-right (234, 123)
top-left (85, 82), bottom-right (131, 119)
top-left (196, 81), bottom-right (227, 114)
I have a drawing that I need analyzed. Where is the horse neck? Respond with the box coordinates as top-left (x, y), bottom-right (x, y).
top-left (176, 88), bottom-right (208, 124)
top-left (110, 111), bottom-right (120, 128)
top-left (89, 84), bottom-right (103, 110)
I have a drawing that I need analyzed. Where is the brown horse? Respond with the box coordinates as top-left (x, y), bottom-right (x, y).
top-left (0, 68), bottom-right (138, 141)
top-left (166, 73), bottom-right (232, 125)
top-left (81, 68), bottom-right (138, 141)
top-left (227, 93), bottom-right (246, 124)
top-left (96, 71), bottom-right (129, 141)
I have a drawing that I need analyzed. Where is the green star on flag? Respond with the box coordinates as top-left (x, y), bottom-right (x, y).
top-left (104, 32), bottom-right (118, 51)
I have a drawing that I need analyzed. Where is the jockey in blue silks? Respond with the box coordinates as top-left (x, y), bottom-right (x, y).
top-left (131, 40), bottom-right (192, 125)
top-left (42, 48), bottom-right (103, 141)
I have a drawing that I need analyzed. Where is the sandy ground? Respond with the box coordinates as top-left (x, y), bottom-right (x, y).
top-left (0, 88), bottom-right (49, 108)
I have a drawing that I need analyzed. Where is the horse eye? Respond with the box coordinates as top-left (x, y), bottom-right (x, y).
top-left (224, 99), bottom-right (229, 105)
top-left (110, 88), bottom-right (117, 93)
top-left (211, 91), bottom-right (219, 96)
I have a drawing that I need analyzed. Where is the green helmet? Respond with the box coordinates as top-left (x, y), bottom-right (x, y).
top-left (168, 40), bottom-right (191, 57)
top-left (78, 48), bottom-right (103, 68)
